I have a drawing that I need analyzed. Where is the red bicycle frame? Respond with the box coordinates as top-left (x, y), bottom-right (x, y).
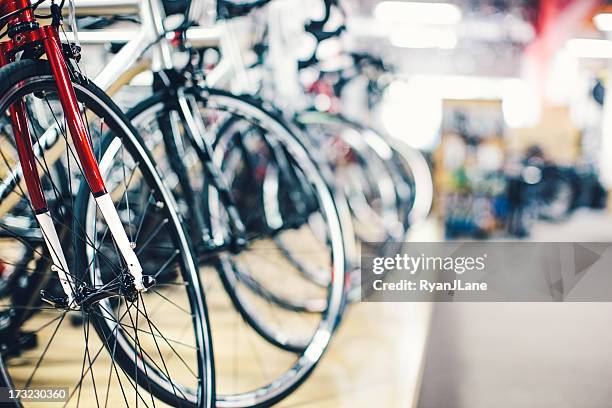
top-left (0, 0), bottom-right (146, 301)
top-left (0, 0), bottom-right (106, 214)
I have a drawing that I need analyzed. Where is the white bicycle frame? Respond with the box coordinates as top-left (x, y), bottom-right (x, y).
top-left (64, 0), bottom-right (255, 91)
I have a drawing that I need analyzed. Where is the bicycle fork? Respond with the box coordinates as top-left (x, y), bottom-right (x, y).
top-left (0, 27), bottom-right (146, 307)
top-left (176, 89), bottom-right (248, 250)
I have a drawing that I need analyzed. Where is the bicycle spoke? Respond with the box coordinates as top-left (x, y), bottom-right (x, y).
top-left (23, 312), bottom-right (67, 389)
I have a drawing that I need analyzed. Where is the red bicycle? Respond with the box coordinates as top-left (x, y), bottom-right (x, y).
top-left (0, 1), bottom-right (213, 406)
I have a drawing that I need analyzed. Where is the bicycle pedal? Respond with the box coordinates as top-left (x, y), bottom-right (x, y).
top-left (0, 309), bottom-right (14, 331)
top-left (40, 290), bottom-right (69, 309)
top-left (200, 238), bottom-right (220, 252)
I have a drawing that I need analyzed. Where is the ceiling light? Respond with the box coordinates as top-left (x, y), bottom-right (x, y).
top-left (390, 26), bottom-right (458, 49)
top-left (380, 80), bottom-right (442, 150)
top-left (374, 1), bottom-right (462, 25)
top-left (594, 13), bottom-right (612, 31)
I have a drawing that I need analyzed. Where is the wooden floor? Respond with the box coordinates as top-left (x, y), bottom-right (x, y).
top-left (278, 302), bottom-right (431, 408)
top-left (4, 286), bottom-right (431, 407)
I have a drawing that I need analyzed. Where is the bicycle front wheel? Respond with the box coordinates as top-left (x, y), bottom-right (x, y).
top-left (0, 60), bottom-right (213, 408)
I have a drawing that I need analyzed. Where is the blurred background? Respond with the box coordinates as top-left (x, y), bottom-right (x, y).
top-left (335, 2), bottom-right (612, 408)
top-left (341, 0), bottom-right (612, 242)
top-left (294, 1), bottom-right (612, 407)
top-left (41, 0), bottom-right (612, 406)
top-left (80, 0), bottom-right (612, 242)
